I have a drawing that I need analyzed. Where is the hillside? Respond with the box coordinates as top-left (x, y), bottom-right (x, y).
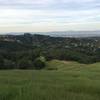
top-left (0, 33), bottom-right (100, 69)
top-left (46, 60), bottom-right (100, 71)
top-left (0, 61), bottom-right (100, 100)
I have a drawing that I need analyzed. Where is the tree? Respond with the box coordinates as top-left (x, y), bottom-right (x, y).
top-left (3, 59), bottom-right (15, 69)
top-left (18, 58), bottom-right (33, 69)
top-left (0, 56), bottom-right (4, 69)
top-left (34, 56), bottom-right (46, 69)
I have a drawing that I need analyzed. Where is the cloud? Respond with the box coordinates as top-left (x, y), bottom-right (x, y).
top-left (0, 0), bottom-right (99, 10)
top-left (0, 0), bottom-right (42, 4)
top-left (0, 0), bottom-right (100, 32)
top-left (61, 0), bottom-right (95, 3)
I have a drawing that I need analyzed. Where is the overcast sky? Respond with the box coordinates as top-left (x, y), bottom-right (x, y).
top-left (0, 0), bottom-right (100, 32)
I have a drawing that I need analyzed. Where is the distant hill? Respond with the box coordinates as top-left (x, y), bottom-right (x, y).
top-left (47, 31), bottom-right (100, 37)
top-left (1, 31), bottom-right (100, 37)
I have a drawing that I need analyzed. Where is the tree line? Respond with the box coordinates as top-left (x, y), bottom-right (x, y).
top-left (0, 33), bottom-right (100, 69)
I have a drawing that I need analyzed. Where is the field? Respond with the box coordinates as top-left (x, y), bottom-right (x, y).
top-left (0, 60), bottom-right (100, 100)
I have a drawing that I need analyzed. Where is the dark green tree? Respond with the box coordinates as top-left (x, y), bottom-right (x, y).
top-left (34, 56), bottom-right (46, 69)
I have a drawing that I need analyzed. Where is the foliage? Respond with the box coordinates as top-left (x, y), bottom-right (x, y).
top-left (34, 56), bottom-right (46, 69)
top-left (18, 58), bottom-right (33, 69)
top-left (0, 34), bottom-right (100, 69)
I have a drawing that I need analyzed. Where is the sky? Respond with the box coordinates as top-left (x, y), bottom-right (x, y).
top-left (0, 0), bottom-right (100, 32)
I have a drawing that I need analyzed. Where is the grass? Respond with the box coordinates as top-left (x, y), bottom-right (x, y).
top-left (0, 60), bottom-right (100, 100)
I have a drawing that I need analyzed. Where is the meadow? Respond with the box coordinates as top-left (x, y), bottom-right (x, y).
top-left (0, 60), bottom-right (100, 100)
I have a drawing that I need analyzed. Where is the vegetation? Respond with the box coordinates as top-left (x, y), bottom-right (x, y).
top-left (1, 33), bottom-right (100, 100)
top-left (0, 33), bottom-right (100, 69)
top-left (34, 56), bottom-right (46, 69)
top-left (0, 60), bottom-right (100, 100)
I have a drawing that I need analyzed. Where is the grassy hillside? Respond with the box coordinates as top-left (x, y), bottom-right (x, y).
top-left (0, 60), bottom-right (100, 100)
top-left (46, 60), bottom-right (100, 72)
top-left (46, 60), bottom-right (85, 71)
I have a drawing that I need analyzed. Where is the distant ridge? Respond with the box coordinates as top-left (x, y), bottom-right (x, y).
top-left (42, 31), bottom-right (100, 38)
top-left (0, 31), bottom-right (100, 38)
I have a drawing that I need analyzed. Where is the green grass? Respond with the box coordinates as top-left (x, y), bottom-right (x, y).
top-left (0, 60), bottom-right (100, 100)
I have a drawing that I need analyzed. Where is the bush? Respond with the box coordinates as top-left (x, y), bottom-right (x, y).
top-left (0, 57), bottom-right (4, 69)
top-left (34, 56), bottom-right (46, 69)
top-left (3, 59), bottom-right (15, 69)
top-left (18, 59), bottom-right (33, 69)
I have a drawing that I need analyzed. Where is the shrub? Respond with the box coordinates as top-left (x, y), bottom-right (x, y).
top-left (3, 59), bottom-right (15, 69)
top-left (34, 56), bottom-right (46, 69)
top-left (18, 59), bottom-right (33, 69)
top-left (0, 57), bottom-right (4, 69)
